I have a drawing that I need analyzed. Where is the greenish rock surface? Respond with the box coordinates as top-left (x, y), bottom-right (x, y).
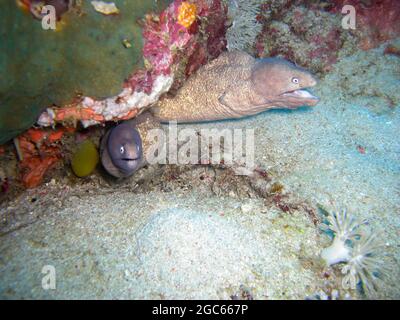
top-left (0, 0), bottom-right (171, 144)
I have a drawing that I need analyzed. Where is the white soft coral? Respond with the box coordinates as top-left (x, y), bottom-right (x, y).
top-left (320, 208), bottom-right (386, 296)
top-left (341, 231), bottom-right (386, 295)
top-left (320, 209), bottom-right (367, 265)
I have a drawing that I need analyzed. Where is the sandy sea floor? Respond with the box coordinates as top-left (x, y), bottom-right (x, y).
top-left (0, 41), bottom-right (399, 299)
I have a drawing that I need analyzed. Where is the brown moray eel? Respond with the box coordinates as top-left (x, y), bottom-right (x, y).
top-left (152, 50), bottom-right (319, 122)
top-left (101, 51), bottom-right (319, 178)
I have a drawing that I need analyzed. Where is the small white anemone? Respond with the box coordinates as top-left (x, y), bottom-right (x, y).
top-left (320, 208), bottom-right (387, 296)
top-left (320, 209), bottom-right (367, 265)
top-left (341, 231), bottom-right (386, 295)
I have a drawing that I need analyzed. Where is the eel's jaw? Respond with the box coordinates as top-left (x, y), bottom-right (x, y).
top-left (121, 158), bottom-right (141, 172)
top-left (282, 89), bottom-right (317, 99)
top-left (114, 157), bottom-right (142, 175)
top-left (280, 89), bottom-right (319, 107)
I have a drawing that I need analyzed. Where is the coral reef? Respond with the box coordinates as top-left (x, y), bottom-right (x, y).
top-left (255, 0), bottom-right (400, 74)
top-left (0, 0), bottom-right (172, 144)
top-left (320, 208), bottom-right (387, 297)
top-left (225, 0), bottom-right (262, 52)
top-left (37, 0), bottom-right (228, 128)
top-left (15, 127), bottom-right (74, 188)
top-left (5, 0), bottom-right (228, 188)
top-left (256, 2), bottom-right (358, 74)
top-left (328, 0), bottom-right (400, 50)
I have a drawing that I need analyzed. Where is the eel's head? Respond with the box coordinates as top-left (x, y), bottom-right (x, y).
top-left (100, 122), bottom-right (143, 178)
top-left (251, 58), bottom-right (319, 109)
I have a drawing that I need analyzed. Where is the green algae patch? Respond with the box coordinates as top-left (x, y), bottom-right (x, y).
top-left (71, 139), bottom-right (99, 177)
top-left (0, 0), bottom-right (171, 144)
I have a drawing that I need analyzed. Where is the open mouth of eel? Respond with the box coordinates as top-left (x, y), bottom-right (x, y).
top-left (282, 89), bottom-right (318, 99)
top-left (280, 89), bottom-right (319, 107)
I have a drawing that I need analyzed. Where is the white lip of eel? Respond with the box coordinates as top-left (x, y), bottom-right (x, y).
top-left (281, 88), bottom-right (318, 99)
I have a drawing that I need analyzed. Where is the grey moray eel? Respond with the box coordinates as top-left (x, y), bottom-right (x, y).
top-left (100, 112), bottom-right (159, 178)
top-left (101, 51), bottom-right (319, 178)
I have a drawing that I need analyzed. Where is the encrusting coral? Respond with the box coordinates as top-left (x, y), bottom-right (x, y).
top-left (320, 208), bottom-right (387, 297)
top-left (15, 127), bottom-right (75, 188)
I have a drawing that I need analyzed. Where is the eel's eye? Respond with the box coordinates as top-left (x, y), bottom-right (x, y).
top-left (292, 77), bottom-right (299, 84)
top-left (120, 146), bottom-right (125, 154)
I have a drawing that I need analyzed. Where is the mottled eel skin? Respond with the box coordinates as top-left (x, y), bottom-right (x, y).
top-left (101, 51), bottom-right (319, 178)
top-left (152, 50), bottom-right (319, 122)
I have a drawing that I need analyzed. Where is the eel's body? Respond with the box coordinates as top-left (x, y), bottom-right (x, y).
top-left (152, 51), bottom-right (319, 123)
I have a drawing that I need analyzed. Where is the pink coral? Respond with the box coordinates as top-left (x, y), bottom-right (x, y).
top-left (132, 0), bottom-right (227, 93)
top-left (142, 0), bottom-right (227, 79)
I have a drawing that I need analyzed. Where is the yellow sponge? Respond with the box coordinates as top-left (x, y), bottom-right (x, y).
top-left (71, 140), bottom-right (99, 177)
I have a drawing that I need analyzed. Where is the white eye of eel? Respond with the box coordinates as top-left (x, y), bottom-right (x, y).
top-left (292, 77), bottom-right (299, 84)
top-left (120, 146), bottom-right (125, 154)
